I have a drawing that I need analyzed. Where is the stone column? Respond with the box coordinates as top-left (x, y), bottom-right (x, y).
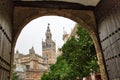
top-left (90, 32), bottom-right (108, 80)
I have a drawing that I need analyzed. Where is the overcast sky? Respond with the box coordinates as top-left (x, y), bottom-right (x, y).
top-left (15, 16), bottom-right (76, 55)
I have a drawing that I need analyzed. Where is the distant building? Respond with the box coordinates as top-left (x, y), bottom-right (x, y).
top-left (14, 24), bottom-right (56, 80)
top-left (56, 48), bottom-right (62, 57)
top-left (63, 27), bottom-right (69, 43)
top-left (63, 24), bottom-right (79, 43)
top-left (57, 24), bottom-right (79, 57)
top-left (14, 47), bottom-right (48, 80)
top-left (42, 23), bottom-right (56, 64)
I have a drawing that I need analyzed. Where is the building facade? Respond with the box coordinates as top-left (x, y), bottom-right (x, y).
top-left (14, 24), bottom-right (56, 80)
top-left (42, 24), bottom-right (56, 64)
top-left (14, 47), bottom-right (48, 80)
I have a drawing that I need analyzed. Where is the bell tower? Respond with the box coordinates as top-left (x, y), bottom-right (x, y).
top-left (45, 23), bottom-right (52, 40)
top-left (42, 23), bottom-right (56, 64)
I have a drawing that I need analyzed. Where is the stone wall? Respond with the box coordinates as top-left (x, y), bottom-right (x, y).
top-left (0, 0), bottom-right (13, 79)
top-left (13, 6), bottom-right (96, 46)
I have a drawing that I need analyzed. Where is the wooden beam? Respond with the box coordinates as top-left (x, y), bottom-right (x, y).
top-left (13, 1), bottom-right (95, 10)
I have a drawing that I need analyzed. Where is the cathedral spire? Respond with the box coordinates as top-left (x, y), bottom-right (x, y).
top-left (29, 46), bottom-right (35, 54)
top-left (42, 23), bottom-right (56, 64)
top-left (46, 23), bottom-right (52, 40)
top-left (48, 23), bottom-right (50, 27)
top-left (47, 23), bottom-right (50, 32)
top-left (16, 50), bottom-right (19, 54)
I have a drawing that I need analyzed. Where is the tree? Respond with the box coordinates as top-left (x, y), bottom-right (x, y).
top-left (41, 56), bottom-right (75, 80)
top-left (12, 72), bottom-right (19, 80)
top-left (41, 24), bottom-right (99, 80)
top-left (62, 26), bottom-right (99, 78)
top-left (12, 65), bottom-right (18, 80)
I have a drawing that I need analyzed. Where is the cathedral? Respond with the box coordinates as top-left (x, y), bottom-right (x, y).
top-left (14, 24), bottom-right (56, 80)
top-left (42, 23), bottom-right (56, 64)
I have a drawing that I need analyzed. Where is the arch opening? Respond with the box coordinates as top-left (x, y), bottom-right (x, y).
top-left (13, 6), bottom-right (107, 79)
top-left (14, 15), bottom-right (76, 80)
top-left (13, 15), bottom-right (100, 80)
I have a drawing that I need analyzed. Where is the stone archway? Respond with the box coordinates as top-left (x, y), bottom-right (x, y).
top-left (13, 6), bottom-right (108, 80)
top-left (13, 7), bottom-right (95, 47)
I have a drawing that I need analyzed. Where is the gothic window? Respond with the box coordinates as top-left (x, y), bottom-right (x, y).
top-left (47, 36), bottom-right (49, 39)
top-left (26, 65), bottom-right (30, 70)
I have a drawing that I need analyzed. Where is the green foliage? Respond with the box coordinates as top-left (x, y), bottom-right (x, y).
top-left (41, 24), bottom-right (99, 80)
top-left (12, 72), bottom-right (19, 80)
top-left (41, 56), bottom-right (76, 80)
top-left (62, 26), bottom-right (99, 77)
top-left (12, 65), bottom-right (19, 80)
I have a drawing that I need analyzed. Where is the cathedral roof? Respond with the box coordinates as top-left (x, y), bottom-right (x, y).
top-left (29, 46), bottom-right (35, 54)
top-left (39, 64), bottom-right (48, 70)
